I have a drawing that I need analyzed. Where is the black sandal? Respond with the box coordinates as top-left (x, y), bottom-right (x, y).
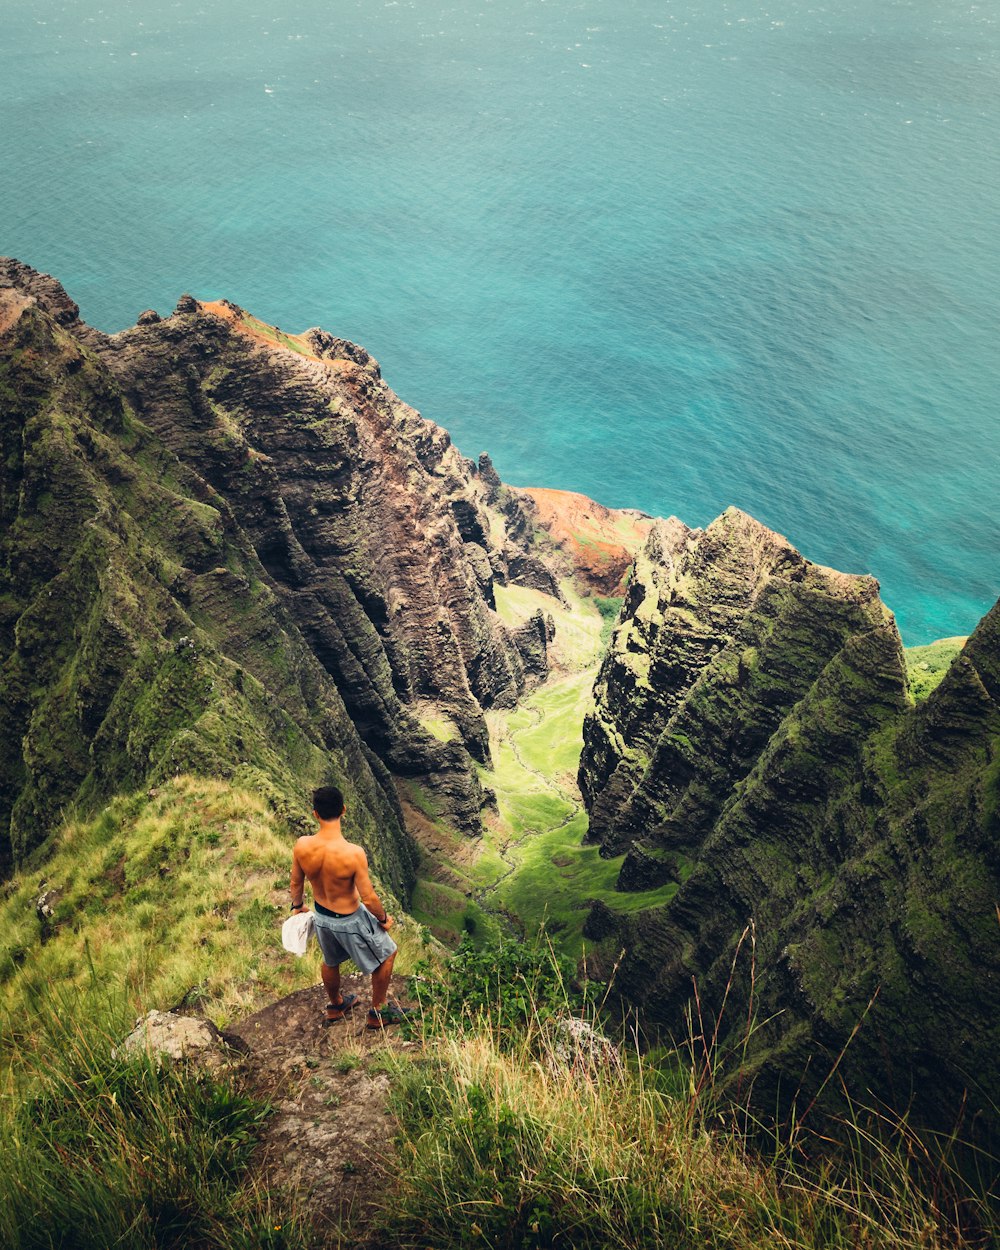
top-left (323, 992), bottom-right (358, 1025)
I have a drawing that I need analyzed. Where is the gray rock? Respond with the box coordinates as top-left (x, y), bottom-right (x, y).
top-left (545, 1016), bottom-right (622, 1080)
top-left (35, 887), bottom-right (61, 922)
top-left (118, 1010), bottom-right (227, 1068)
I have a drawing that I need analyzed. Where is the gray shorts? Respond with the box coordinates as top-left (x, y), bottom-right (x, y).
top-left (312, 903), bottom-right (398, 974)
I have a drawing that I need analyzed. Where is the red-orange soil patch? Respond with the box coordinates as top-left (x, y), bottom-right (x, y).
top-left (516, 486), bottom-right (653, 595)
top-left (200, 299), bottom-right (356, 373)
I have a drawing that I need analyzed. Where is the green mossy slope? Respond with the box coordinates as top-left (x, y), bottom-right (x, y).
top-left (582, 520), bottom-right (1000, 1138)
top-left (0, 302), bottom-right (413, 892)
top-left (0, 775), bottom-right (424, 1042)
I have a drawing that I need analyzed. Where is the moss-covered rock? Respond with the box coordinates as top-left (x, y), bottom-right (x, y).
top-left (95, 287), bottom-right (558, 830)
top-left (581, 511), bottom-right (1000, 1139)
top-left (0, 266), bottom-right (414, 893)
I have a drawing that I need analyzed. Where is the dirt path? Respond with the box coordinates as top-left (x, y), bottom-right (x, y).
top-left (228, 972), bottom-right (418, 1241)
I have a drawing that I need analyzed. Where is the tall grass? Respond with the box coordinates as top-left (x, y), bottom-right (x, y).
top-left (0, 775), bottom-right (418, 1250)
top-left (0, 986), bottom-right (306, 1250)
top-left (378, 935), bottom-right (997, 1250)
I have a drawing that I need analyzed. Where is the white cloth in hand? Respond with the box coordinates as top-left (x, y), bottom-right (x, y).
top-left (281, 910), bottom-right (315, 957)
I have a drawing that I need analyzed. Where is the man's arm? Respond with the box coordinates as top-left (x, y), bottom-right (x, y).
top-left (353, 848), bottom-right (393, 928)
top-left (290, 844), bottom-right (308, 913)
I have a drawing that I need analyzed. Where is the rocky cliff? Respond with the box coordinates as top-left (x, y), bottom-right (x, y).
top-left (580, 512), bottom-right (1000, 1135)
top-left (4, 259), bottom-right (997, 1142)
top-left (0, 260), bottom-right (556, 875)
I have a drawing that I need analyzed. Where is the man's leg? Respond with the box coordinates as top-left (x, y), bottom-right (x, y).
top-left (321, 960), bottom-right (341, 1006)
top-left (370, 950), bottom-right (396, 1011)
top-left (321, 960), bottom-right (358, 1024)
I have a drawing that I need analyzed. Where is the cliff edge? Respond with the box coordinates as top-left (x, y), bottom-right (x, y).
top-left (580, 510), bottom-right (1000, 1136)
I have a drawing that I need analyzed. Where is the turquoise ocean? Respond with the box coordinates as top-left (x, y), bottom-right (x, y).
top-left (3, 0), bottom-right (999, 643)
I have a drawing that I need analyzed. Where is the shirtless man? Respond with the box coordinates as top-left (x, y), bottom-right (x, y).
top-left (289, 785), bottom-right (405, 1029)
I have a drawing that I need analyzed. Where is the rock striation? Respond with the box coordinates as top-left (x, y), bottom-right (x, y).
top-left (0, 260), bottom-right (556, 874)
top-left (97, 294), bottom-right (552, 832)
top-left (579, 510), bottom-right (1000, 1136)
top-left (580, 508), bottom-right (900, 868)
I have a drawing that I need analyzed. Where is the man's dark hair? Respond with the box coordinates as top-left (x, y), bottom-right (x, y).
top-left (313, 786), bottom-right (345, 821)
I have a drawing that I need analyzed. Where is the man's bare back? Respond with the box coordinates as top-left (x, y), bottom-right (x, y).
top-left (291, 827), bottom-right (388, 919)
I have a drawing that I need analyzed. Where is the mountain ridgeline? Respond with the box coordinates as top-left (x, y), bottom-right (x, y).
top-left (0, 259), bottom-right (558, 888)
top-left (2, 260), bottom-right (997, 1140)
top-left (580, 513), bottom-right (1000, 1136)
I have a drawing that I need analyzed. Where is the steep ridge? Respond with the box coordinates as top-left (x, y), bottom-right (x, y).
top-left (0, 259), bottom-right (553, 872)
top-left (0, 263), bottom-right (414, 889)
top-left (580, 508), bottom-right (899, 872)
top-left (96, 290), bottom-right (554, 833)
top-left (580, 515), bottom-right (1000, 1135)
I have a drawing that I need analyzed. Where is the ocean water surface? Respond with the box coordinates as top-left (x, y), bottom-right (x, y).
top-left (3, 0), bottom-right (999, 642)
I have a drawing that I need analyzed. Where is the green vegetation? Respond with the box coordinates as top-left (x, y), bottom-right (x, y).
top-left (412, 579), bottom-right (682, 952)
top-left (412, 932), bottom-right (588, 1035)
top-left (0, 776), bottom-right (421, 1033)
top-left (497, 816), bottom-right (678, 938)
top-left (905, 636), bottom-right (966, 701)
top-left (375, 939), bottom-right (995, 1250)
top-left (417, 710), bottom-right (460, 744)
top-left (483, 592), bottom-right (680, 946)
top-left (593, 594), bottom-right (623, 644)
top-left (409, 878), bottom-right (503, 948)
top-left (0, 998), bottom-right (300, 1250)
top-left (243, 312), bottom-right (315, 359)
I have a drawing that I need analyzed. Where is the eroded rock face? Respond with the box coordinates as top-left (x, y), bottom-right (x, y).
top-left (580, 512), bottom-right (1000, 1135)
top-left (0, 260), bottom-right (555, 868)
top-left (0, 272), bottom-right (418, 891)
top-left (95, 295), bottom-right (556, 830)
top-left (580, 508), bottom-right (897, 866)
top-left (515, 486), bottom-right (653, 596)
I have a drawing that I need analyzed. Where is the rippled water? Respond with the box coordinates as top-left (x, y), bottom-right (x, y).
top-left (3, 0), bottom-right (999, 641)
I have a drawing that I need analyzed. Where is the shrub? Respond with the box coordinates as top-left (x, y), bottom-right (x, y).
top-left (411, 933), bottom-right (590, 1038)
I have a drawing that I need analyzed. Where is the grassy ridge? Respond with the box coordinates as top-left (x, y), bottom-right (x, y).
top-left (0, 776), bottom-right (422, 1040)
top-left (0, 775), bottom-right (419, 1250)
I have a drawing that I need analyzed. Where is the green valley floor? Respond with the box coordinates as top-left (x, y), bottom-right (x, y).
top-left (407, 580), bottom-right (680, 954)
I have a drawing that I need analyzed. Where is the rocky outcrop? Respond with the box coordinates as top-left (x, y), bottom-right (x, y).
top-left (511, 610), bottom-right (555, 681)
top-left (580, 512), bottom-right (1000, 1135)
top-left (93, 293), bottom-right (556, 830)
top-left (119, 1010), bottom-right (240, 1070)
top-left (0, 266), bottom-right (418, 891)
top-left (0, 261), bottom-right (558, 863)
top-left (580, 508), bottom-right (897, 866)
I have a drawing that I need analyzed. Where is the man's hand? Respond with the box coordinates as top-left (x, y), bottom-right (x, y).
top-left (379, 915), bottom-right (394, 930)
